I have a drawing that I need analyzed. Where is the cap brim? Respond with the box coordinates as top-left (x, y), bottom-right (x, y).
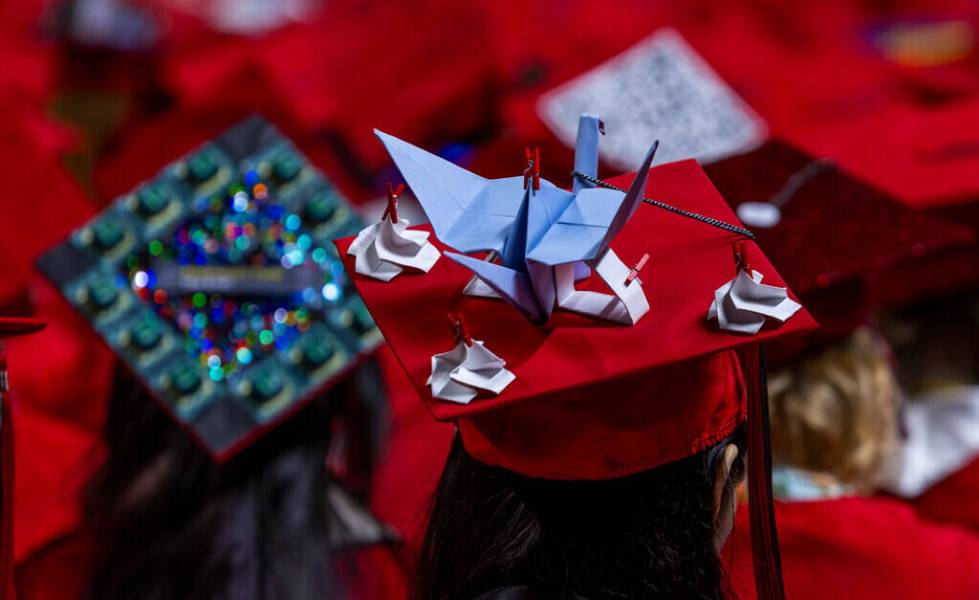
top-left (0, 317), bottom-right (46, 338)
top-left (336, 159), bottom-right (818, 422)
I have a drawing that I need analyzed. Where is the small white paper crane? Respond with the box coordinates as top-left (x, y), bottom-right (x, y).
top-left (554, 249), bottom-right (650, 325)
top-left (708, 242), bottom-right (801, 335)
top-left (463, 248), bottom-right (650, 325)
top-left (347, 183), bottom-right (440, 281)
top-left (427, 313), bottom-right (516, 404)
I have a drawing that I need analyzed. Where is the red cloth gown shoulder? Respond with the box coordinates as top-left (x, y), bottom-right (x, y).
top-left (727, 496), bottom-right (979, 599)
top-left (913, 455), bottom-right (979, 534)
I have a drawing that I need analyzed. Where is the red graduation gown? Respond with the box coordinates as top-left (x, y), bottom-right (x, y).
top-left (727, 495), bottom-right (979, 599)
top-left (912, 455), bottom-right (979, 535)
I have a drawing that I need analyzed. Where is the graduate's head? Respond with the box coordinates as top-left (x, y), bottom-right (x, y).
top-left (408, 346), bottom-right (790, 600)
top-left (83, 359), bottom-right (389, 600)
top-left (417, 424), bottom-right (746, 600)
top-left (343, 138), bottom-right (820, 600)
top-left (768, 327), bottom-right (900, 492)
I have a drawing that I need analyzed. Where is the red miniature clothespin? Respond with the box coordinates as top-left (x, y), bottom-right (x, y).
top-left (447, 312), bottom-right (473, 347)
top-left (381, 183), bottom-right (405, 223)
top-left (733, 241), bottom-right (751, 274)
top-left (625, 253), bottom-right (650, 286)
top-left (523, 147), bottom-right (541, 191)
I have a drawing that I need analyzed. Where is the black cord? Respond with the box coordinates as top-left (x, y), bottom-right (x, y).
top-left (571, 170), bottom-right (756, 240)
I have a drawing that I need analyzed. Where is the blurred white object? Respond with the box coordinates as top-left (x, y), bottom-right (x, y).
top-left (160, 0), bottom-right (323, 35)
top-left (736, 202), bottom-right (782, 229)
top-left (538, 28), bottom-right (766, 169)
top-left (883, 386), bottom-right (979, 498)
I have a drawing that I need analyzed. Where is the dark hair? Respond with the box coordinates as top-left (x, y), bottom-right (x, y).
top-left (84, 359), bottom-right (388, 600)
top-left (416, 427), bottom-right (746, 600)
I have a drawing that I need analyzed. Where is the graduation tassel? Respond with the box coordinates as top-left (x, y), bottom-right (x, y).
top-left (0, 347), bottom-right (15, 600)
top-left (744, 344), bottom-right (786, 600)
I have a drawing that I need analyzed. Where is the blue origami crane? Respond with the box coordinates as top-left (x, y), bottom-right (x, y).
top-left (374, 115), bottom-right (658, 324)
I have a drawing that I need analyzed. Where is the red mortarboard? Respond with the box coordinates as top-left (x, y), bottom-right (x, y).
top-left (0, 317), bottom-right (45, 600)
top-left (705, 140), bottom-right (976, 344)
top-left (788, 99), bottom-right (979, 211)
top-left (338, 156), bottom-right (817, 599)
top-left (157, 0), bottom-right (497, 177)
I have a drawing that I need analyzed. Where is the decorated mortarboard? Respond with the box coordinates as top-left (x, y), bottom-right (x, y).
top-left (0, 317), bottom-right (46, 600)
top-left (37, 116), bottom-right (381, 460)
top-left (704, 141), bottom-right (976, 342)
top-left (337, 115), bottom-right (818, 600)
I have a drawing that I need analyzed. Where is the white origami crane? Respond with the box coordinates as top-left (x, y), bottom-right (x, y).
top-left (427, 315), bottom-right (516, 404)
top-left (347, 184), bottom-right (440, 281)
top-left (708, 246), bottom-right (801, 335)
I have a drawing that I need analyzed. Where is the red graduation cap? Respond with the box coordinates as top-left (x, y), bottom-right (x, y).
top-left (337, 158), bottom-right (817, 599)
top-left (705, 140), bottom-right (976, 347)
top-left (0, 317), bottom-right (46, 600)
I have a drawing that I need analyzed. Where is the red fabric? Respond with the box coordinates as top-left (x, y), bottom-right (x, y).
top-left (14, 531), bottom-right (96, 600)
top-left (10, 398), bottom-right (101, 564)
top-left (476, 2), bottom-right (889, 175)
top-left (0, 119), bottom-right (94, 308)
top-left (459, 350), bottom-right (745, 480)
top-left (705, 142), bottom-right (975, 297)
top-left (2, 383), bottom-right (15, 600)
top-left (727, 496), bottom-right (979, 599)
top-left (705, 141), bottom-right (979, 350)
top-left (5, 277), bottom-right (114, 430)
top-left (789, 99), bottom-right (979, 210)
top-left (156, 0), bottom-right (497, 176)
top-left (0, 322), bottom-right (44, 338)
top-left (352, 346), bottom-right (455, 600)
top-left (348, 545), bottom-right (410, 600)
top-left (337, 159), bottom-right (816, 479)
top-left (912, 455), bottom-right (979, 534)
top-left (479, 2), bottom-right (979, 215)
top-left (741, 348), bottom-right (783, 600)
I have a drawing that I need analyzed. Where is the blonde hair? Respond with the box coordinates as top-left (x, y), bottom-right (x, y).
top-left (768, 328), bottom-right (900, 492)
